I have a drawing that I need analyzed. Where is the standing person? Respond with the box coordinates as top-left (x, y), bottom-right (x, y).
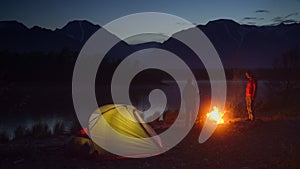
top-left (245, 71), bottom-right (257, 121)
top-left (183, 79), bottom-right (198, 127)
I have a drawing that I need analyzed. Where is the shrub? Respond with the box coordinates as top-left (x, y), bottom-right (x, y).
top-left (53, 121), bottom-right (65, 135)
top-left (30, 122), bottom-right (51, 138)
top-left (0, 131), bottom-right (10, 143)
top-left (70, 120), bottom-right (82, 134)
top-left (14, 125), bottom-right (29, 140)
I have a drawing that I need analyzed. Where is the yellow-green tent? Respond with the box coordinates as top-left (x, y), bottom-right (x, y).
top-left (88, 104), bottom-right (163, 157)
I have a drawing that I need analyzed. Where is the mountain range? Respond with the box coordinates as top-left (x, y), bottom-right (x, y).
top-left (0, 19), bottom-right (299, 68)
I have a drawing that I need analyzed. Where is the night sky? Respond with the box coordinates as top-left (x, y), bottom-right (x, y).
top-left (1, 0), bottom-right (300, 29)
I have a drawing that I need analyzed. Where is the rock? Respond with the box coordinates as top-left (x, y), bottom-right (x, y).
top-left (13, 158), bottom-right (24, 164)
top-left (241, 167), bottom-right (251, 169)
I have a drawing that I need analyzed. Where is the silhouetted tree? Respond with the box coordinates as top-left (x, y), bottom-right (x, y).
top-left (272, 47), bottom-right (300, 92)
top-left (0, 131), bottom-right (10, 143)
top-left (268, 47), bottom-right (300, 107)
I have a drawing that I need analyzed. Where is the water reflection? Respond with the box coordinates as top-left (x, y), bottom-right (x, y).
top-left (0, 80), bottom-right (268, 138)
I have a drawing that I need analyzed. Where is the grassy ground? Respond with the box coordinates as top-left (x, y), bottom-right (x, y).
top-left (1, 116), bottom-right (300, 169)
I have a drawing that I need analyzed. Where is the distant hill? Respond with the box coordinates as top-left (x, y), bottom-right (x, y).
top-left (54, 20), bottom-right (100, 44)
top-left (197, 19), bottom-right (300, 68)
top-left (0, 20), bottom-right (100, 53)
top-left (0, 19), bottom-right (299, 68)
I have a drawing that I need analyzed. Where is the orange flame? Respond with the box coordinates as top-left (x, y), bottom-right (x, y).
top-left (206, 106), bottom-right (225, 124)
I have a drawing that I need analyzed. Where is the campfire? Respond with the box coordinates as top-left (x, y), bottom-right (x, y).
top-left (206, 106), bottom-right (225, 124)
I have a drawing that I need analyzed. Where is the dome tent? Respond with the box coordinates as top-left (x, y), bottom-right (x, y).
top-left (71, 104), bottom-right (163, 158)
top-left (89, 104), bottom-right (163, 157)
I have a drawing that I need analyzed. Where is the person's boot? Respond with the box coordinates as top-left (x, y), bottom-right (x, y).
top-left (250, 113), bottom-right (255, 121)
top-left (247, 113), bottom-right (251, 121)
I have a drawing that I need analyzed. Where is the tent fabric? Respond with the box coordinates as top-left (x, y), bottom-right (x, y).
top-left (88, 104), bottom-right (163, 157)
top-left (69, 136), bottom-right (103, 155)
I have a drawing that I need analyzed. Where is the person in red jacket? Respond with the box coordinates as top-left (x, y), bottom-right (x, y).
top-left (245, 71), bottom-right (257, 121)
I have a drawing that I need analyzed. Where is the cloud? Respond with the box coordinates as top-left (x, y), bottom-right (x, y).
top-left (247, 22), bottom-right (257, 25)
top-left (243, 17), bottom-right (264, 21)
top-left (271, 16), bottom-right (284, 22)
top-left (285, 12), bottom-right (298, 18)
top-left (243, 17), bottom-right (257, 20)
top-left (176, 22), bottom-right (190, 25)
top-left (255, 10), bottom-right (270, 13)
top-left (282, 19), bottom-right (298, 24)
top-left (271, 16), bottom-right (299, 25)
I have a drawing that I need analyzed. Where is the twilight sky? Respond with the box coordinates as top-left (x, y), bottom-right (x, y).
top-left (0, 0), bottom-right (300, 29)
